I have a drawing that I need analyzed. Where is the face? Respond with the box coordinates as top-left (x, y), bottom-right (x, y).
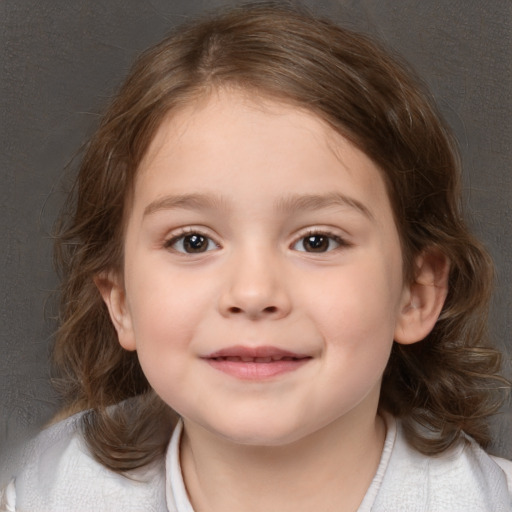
top-left (104, 90), bottom-right (416, 446)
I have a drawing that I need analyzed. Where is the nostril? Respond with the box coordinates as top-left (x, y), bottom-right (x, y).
top-left (227, 305), bottom-right (278, 315)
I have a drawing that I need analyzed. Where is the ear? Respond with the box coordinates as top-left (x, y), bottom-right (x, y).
top-left (94, 272), bottom-right (136, 351)
top-left (394, 249), bottom-right (450, 345)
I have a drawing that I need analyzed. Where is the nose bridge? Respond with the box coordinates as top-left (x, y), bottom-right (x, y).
top-left (219, 240), bottom-right (291, 319)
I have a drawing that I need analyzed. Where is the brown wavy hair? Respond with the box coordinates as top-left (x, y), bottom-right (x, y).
top-left (53, 1), bottom-right (507, 472)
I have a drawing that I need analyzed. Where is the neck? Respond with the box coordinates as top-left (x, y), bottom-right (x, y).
top-left (180, 406), bottom-right (386, 512)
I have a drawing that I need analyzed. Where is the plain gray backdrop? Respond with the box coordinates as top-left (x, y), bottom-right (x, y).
top-left (1, 0), bottom-right (511, 481)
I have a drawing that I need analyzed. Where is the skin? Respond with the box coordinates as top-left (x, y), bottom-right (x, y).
top-left (99, 89), bottom-right (449, 511)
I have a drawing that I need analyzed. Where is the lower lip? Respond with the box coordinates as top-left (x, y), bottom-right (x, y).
top-left (204, 358), bottom-right (310, 380)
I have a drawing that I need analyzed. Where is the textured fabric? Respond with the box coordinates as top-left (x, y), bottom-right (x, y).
top-left (1, 412), bottom-right (511, 511)
top-left (0, 413), bottom-right (169, 512)
top-left (369, 416), bottom-right (512, 511)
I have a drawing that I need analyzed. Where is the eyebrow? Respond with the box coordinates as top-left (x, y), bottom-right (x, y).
top-left (275, 192), bottom-right (374, 220)
top-left (143, 191), bottom-right (373, 220)
top-left (143, 193), bottom-right (228, 217)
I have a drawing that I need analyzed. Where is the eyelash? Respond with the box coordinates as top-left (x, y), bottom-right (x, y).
top-left (164, 228), bottom-right (219, 254)
top-left (291, 230), bottom-right (351, 253)
top-left (163, 228), bottom-right (350, 255)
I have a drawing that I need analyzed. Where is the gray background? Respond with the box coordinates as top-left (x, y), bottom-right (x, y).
top-left (1, 0), bottom-right (511, 479)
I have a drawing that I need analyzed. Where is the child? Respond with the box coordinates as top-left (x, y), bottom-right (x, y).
top-left (1, 2), bottom-right (511, 511)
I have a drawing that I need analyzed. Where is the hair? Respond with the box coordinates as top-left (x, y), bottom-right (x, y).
top-left (53, 1), bottom-right (507, 472)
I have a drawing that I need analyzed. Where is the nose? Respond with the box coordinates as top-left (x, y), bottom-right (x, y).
top-left (218, 248), bottom-right (292, 320)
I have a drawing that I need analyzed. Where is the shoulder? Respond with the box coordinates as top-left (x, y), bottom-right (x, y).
top-left (491, 455), bottom-right (512, 495)
top-left (2, 412), bottom-right (168, 512)
top-left (373, 417), bottom-right (512, 511)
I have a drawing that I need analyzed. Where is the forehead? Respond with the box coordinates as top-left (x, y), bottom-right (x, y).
top-left (138, 90), bottom-right (337, 174)
top-left (133, 89), bottom-right (393, 222)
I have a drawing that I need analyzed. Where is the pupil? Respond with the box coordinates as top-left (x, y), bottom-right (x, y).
top-left (184, 234), bottom-right (207, 253)
top-left (304, 235), bottom-right (328, 252)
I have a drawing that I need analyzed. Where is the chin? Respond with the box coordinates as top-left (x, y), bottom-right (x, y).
top-left (206, 416), bottom-right (312, 447)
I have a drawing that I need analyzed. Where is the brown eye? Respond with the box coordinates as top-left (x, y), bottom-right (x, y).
top-left (303, 235), bottom-right (330, 252)
top-left (183, 234), bottom-right (208, 253)
top-left (292, 233), bottom-right (344, 253)
top-left (167, 232), bottom-right (217, 253)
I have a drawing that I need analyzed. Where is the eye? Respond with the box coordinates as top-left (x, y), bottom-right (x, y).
top-left (165, 232), bottom-right (218, 254)
top-left (292, 232), bottom-right (345, 253)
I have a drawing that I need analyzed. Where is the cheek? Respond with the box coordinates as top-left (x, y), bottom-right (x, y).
top-left (305, 263), bottom-right (402, 339)
top-left (125, 278), bottom-right (203, 406)
top-left (128, 282), bottom-right (203, 348)
top-left (122, 262), bottom-right (224, 400)
top-left (302, 258), bottom-right (403, 385)
top-left (125, 249), bottom-right (216, 334)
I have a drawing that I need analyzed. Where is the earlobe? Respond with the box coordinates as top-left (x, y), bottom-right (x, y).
top-left (394, 249), bottom-right (450, 345)
top-left (94, 273), bottom-right (137, 351)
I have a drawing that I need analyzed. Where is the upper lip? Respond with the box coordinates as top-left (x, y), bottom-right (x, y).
top-left (203, 345), bottom-right (311, 361)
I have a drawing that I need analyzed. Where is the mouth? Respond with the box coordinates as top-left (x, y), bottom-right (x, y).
top-left (202, 346), bottom-right (312, 380)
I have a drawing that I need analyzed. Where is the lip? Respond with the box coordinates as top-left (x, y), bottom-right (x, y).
top-left (202, 345), bottom-right (312, 380)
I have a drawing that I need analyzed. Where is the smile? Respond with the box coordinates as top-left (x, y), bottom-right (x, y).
top-left (202, 346), bottom-right (312, 380)
top-left (212, 355), bottom-right (302, 362)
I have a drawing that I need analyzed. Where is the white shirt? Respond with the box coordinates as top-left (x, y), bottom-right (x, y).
top-left (2, 412), bottom-right (511, 511)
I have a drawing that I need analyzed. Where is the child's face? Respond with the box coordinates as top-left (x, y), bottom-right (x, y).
top-left (105, 90), bottom-right (415, 446)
